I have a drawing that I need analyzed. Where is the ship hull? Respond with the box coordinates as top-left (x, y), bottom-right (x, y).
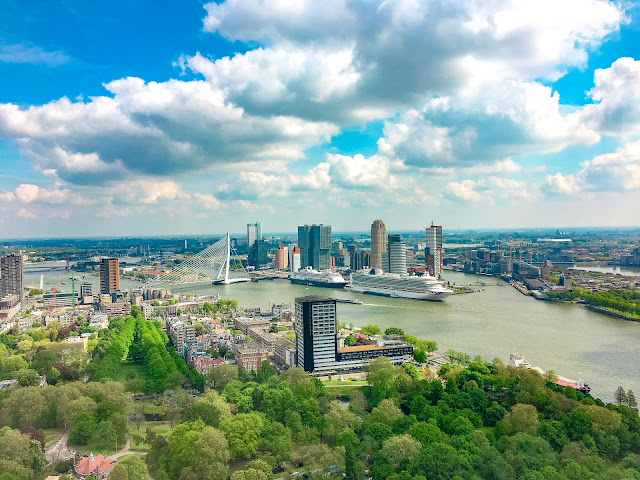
top-left (350, 283), bottom-right (451, 301)
top-left (290, 278), bottom-right (347, 288)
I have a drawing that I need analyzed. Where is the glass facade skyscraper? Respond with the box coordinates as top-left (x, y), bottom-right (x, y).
top-left (297, 224), bottom-right (331, 270)
top-left (247, 222), bottom-right (262, 248)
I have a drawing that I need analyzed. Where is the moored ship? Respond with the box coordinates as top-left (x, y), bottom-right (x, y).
top-left (510, 353), bottom-right (591, 395)
top-left (289, 267), bottom-right (348, 288)
top-left (349, 269), bottom-right (452, 301)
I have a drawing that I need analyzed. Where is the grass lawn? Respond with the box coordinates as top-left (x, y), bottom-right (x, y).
top-left (113, 361), bottom-right (146, 382)
top-left (128, 398), bottom-right (166, 415)
top-left (323, 385), bottom-right (368, 395)
top-left (127, 422), bottom-right (173, 451)
top-left (323, 379), bottom-right (367, 386)
top-left (126, 429), bottom-right (152, 451)
top-left (116, 453), bottom-right (147, 462)
top-left (43, 427), bottom-right (65, 449)
top-left (68, 441), bottom-right (118, 457)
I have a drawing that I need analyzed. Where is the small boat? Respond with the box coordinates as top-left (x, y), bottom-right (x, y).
top-left (509, 353), bottom-right (531, 369)
top-left (334, 298), bottom-right (363, 304)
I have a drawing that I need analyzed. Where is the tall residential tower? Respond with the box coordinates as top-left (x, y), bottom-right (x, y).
top-left (99, 258), bottom-right (120, 295)
top-left (0, 253), bottom-right (23, 299)
top-left (295, 295), bottom-right (337, 373)
top-left (426, 223), bottom-right (443, 278)
top-left (387, 234), bottom-right (407, 274)
top-left (370, 220), bottom-right (386, 270)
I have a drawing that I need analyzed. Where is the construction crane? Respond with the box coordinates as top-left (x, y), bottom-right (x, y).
top-left (70, 272), bottom-right (77, 310)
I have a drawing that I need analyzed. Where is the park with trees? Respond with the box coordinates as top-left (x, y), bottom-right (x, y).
top-left (1, 312), bottom-right (640, 479)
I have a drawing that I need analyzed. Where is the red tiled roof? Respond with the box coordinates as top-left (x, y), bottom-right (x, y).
top-left (76, 454), bottom-right (114, 475)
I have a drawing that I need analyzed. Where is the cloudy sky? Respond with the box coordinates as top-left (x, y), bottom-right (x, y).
top-left (1, 0), bottom-right (639, 238)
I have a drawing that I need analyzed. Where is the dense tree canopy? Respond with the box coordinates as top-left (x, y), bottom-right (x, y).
top-left (3, 313), bottom-right (640, 480)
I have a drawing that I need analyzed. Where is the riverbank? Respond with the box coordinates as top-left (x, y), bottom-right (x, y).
top-left (585, 305), bottom-right (640, 323)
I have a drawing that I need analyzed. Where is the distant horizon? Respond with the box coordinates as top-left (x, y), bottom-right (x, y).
top-left (2, 225), bottom-right (640, 243)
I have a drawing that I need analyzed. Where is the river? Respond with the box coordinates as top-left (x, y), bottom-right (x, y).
top-left (570, 263), bottom-right (640, 277)
top-left (25, 264), bottom-right (640, 403)
top-left (181, 271), bottom-right (639, 403)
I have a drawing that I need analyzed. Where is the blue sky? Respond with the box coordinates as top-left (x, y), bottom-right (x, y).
top-left (1, 0), bottom-right (640, 238)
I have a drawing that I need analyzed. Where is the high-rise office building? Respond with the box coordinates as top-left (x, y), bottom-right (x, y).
top-left (387, 234), bottom-right (407, 274)
top-left (295, 295), bottom-right (337, 373)
top-left (99, 258), bottom-right (120, 294)
top-left (0, 253), bottom-right (23, 299)
top-left (370, 220), bottom-right (386, 270)
top-left (290, 246), bottom-right (301, 272)
top-left (249, 239), bottom-right (269, 269)
top-left (274, 244), bottom-right (289, 270)
top-left (426, 223), bottom-right (443, 278)
top-left (247, 222), bottom-right (262, 248)
top-left (298, 224), bottom-right (331, 270)
top-left (347, 244), bottom-right (364, 271)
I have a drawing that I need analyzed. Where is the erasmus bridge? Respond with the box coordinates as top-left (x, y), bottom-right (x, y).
top-left (142, 233), bottom-right (249, 288)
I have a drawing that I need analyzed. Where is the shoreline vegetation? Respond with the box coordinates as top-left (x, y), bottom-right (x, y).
top-left (448, 268), bottom-right (640, 323)
top-left (548, 289), bottom-right (640, 322)
top-left (1, 313), bottom-right (640, 480)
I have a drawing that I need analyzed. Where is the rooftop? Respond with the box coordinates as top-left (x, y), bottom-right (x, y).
top-left (338, 342), bottom-right (410, 353)
top-left (75, 454), bottom-right (115, 475)
top-left (295, 295), bottom-right (333, 302)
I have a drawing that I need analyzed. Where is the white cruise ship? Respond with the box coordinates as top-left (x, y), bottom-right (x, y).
top-left (350, 269), bottom-right (452, 301)
top-left (290, 267), bottom-right (348, 288)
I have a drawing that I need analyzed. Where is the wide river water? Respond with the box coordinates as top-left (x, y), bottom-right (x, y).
top-left (25, 265), bottom-right (639, 402)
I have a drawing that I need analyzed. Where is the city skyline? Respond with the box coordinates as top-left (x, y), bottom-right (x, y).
top-left (1, 1), bottom-right (640, 237)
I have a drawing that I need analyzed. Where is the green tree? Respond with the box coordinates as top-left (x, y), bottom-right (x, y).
top-left (16, 368), bottom-right (40, 387)
top-left (384, 327), bottom-right (405, 335)
top-left (614, 386), bottom-right (627, 405)
top-left (190, 427), bottom-right (231, 480)
top-left (183, 390), bottom-right (232, 427)
top-left (344, 335), bottom-right (356, 346)
top-left (366, 357), bottom-right (397, 403)
top-left (31, 348), bottom-right (60, 375)
top-left (337, 428), bottom-right (364, 480)
top-left (0, 428), bottom-right (46, 478)
top-left (360, 324), bottom-right (382, 336)
top-left (90, 420), bottom-right (118, 450)
top-left (256, 360), bottom-right (277, 383)
top-left (367, 399), bottom-right (403, 426)
top-left (261, 421), bottom-right (293, 462)
top-left (408, 421), bottom-right (446, 445)
top-left (2, 386), bottom-right (47, 427)
top-left (220, 413), bottom-right (265, 460)
top-left (500, 403), bottom-right (540, 436)
top-left (627, 389), bottom-right (637, 408)
top-left (48, 366), bottom-right (61, 385)
top-left (412, 349), bottom-right (427, 363)
top-left (382, 434), bottom-right (422, 471)
top-left (425, 341), bottom-right (437, 354)
top-left (166, 421), bottom-right (207, 478)
top-left (110, 455), bottom-right (149, 480)
top-left (69, 413), bottom-right (97, 445)
top-left (230, 469), bottom-right (268, 480)
top-left (323, 401), bottom-right (363, 443)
